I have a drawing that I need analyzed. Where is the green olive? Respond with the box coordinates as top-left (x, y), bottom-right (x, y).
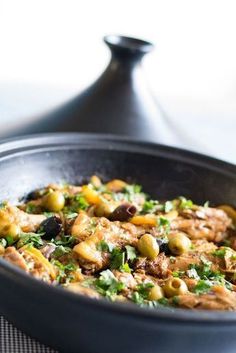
top-left (137, 234), bottom-right (159, 260)
top-left (168, 232), bottom-right (191, 255)
top-left (43, 191), bottom-right (65, 212)
top-left (148, 285), bottom-right (164, 301)
top-left (163, 277), bottom-right (188, 298)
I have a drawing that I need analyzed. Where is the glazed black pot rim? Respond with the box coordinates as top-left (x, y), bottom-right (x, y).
top-left (0, 132), bottom-right (235, 173)
top-left (0, 132), bottom-right (236, 324)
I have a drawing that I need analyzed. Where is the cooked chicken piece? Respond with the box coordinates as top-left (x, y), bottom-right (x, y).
top-left (134, 253), bottom-right (170, 278)
top-left (0, 205), bottom-right (46, 235)
top-left (216, 247), bottom-right (236, 281)
top-left (133, 271), bottom-right (160, 286)
top-left (65, 283), bottom-right (100, 299)
top-left (168, 241), bottom-right (222, 273)
top-left (3, 247), bottom-right (28, 271)
top-left (192, 239), bottom-right (218, 253)
top-left (177, 286), bottom-right (236, 310)
top-left (171, 207), bottom-right (231, 242)
top-left (71, 213), bottom-right (144, 247)
top-left (71, 212), bottom-right (95, 241)
top-left (168, 253), bottom-right (200, 272)
top-left (19, 248), bottom-right (55, 283)
top-left (3, 244), bottom-right (54, 283)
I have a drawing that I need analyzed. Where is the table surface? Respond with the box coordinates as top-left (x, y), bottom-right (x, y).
top-left (0, 82), bottom-right (235, 352)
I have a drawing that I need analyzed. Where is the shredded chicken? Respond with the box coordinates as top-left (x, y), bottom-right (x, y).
top-left (177, 286), bottom-right (236, 310)
top-left (3, 247), bottom-right (28, 271)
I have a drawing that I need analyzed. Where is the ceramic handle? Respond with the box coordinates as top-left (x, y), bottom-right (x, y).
top-left (104, 35), bottom-right (154, 62)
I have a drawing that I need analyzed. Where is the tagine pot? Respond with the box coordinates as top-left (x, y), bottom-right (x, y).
top-left (10, 35), bottom-right (171, 143)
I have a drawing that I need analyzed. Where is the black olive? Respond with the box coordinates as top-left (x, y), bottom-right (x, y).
top-left (156, 238), bottom-right (171, 255)
top-left (109, 203), bottom-right (137, 222)
top-left (24, 190), bottom-right (41, 201)
top-left (39, 216), bottom-right (62, 240)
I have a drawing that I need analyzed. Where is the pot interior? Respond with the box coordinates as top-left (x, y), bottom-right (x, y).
top-left (0, 136), bottom-right (234, 207)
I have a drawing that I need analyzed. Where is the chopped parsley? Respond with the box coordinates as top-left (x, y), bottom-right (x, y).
top-left (131, 282), bottom-right (154, 305)
top-left (172, 296), bottom-right (180, 306)
top-left (52, 235), bottom-right (76, 248)
top-left (125, 245), bottom-right (137, 261)
top-left (189, 261), bottom-right (224, 282)
top-left (188, 257), bottom-right (229, 291)
top-left (52, 245), bottom-right (71, 258)
top-left (43, 212), bottom-right (56, 218)
top-left (124, 184), bottom-right (142, 195)
top-left (101, 244), bottom-right (136, 272)
top-left (66, 212), bottom-right (78, 219)
top-left (25, 203), bottom-right (38, 214)
top-left (65, 194), bottom-right (89, 214)
top-left (110, 248), bottom-right (125, 270)
top-left (120, 184), bottom-right (146, 203)
top-left (5, 236), bottom-right (16, 246)
top-left (172, 270), bottom-right (185, 278)
top-left (95, 270), bottom-right (125, 299)
top-left (97, 240), bottom-right (114, 252)
top-left (141, 200), bottom-right (159, 214)
top-left (52, 260), bottom-right (76, 282)
top-left (17, 232), bottom-right (44, 249)
top-left (157, 216), bottom-right (170, 234)
top-left (193, 280), bottom-right (212, 294)
top-left (120, 262), bottom-right (131, 273)
top-left (213, 248), bottom-right (227, 258)
top-left (179, 197), bottom-right (193, 209)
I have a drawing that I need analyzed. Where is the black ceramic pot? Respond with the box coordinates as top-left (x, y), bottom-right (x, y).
top-left (0, 133), bottom-right (235, 353)
top-left (9, 36), bottom-right (170, 143)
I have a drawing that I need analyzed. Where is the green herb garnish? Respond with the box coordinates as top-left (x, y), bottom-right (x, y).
top-left (142, 200), bottom-right (159, 214)
top-left (124, 184), bottom-right (142, 194)
top-left (52, 260), bottom-right (76, 282)
top-left (110, 248), bottom-right (125, 269)
top-left (193, 280), bottom-right (212, 294)
top-left (172, 296), bottom-right (180, 306)
top-left (17, 232), bottom-right (44, 249)
top-left (5, 236), bottom-right (15, 246)
top-left (157, 216), bottom-right (170, 234)
top-left (125, 245), bottom-right (137, 261)
top-left (52, 245), bottom-right (71, 258)
top-left (172, 270), bottom-right (185, 278)
top-left (97, 240), bottom-right (114, 252)
top-left (179, 197), bottom-right (193, 209)
top-left (66, 212), bottom-right (78, 219)
top-left (213, 248), bottom-right (227, 258)
top-left (25, 203), bottom-right (38, 214)
top-left (131, 282), bottom-right (154, 305)
top-left (52, 235), bottom-right (76, 247)
top-left (95, 270), bottom-right (125, 299)
top-left (65, 194), bottom-right (89, 214)
top-left (120, 262), bottom-right (131, 273)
